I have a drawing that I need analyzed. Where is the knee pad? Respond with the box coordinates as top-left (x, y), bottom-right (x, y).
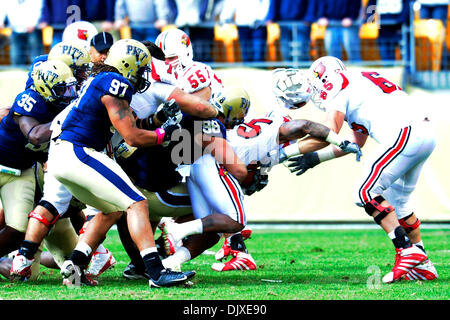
top-left (29, 200), bottom-right (60, 228)
top-left (363, 195), bottom-right (395, 225)
top-left (399, 213), bottom-right (421, 233)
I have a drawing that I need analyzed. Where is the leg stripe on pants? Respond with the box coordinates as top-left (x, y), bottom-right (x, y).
top-left (156, 189), bottom-right (191, 207)
top-left (359, 126), bottom-right (411, 204)
top-left (216, 164), bottom-right (245, 224)
top-left (73, 145), bottom-right (145, 203)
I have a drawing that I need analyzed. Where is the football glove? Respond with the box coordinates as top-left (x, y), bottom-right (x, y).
top-left (155, 99), bottom-right (181, 123)
top-left (25, 141), bottom-right (49, 152)
top-left (338, 140), bottom-right (362, 161)
top-left (114, 140), bottom-right (137, 159)
top-left (287, 152), bottom-right (320, 176)
top-left (160, 120), bottom-right (181, 147)
top-left (242, 170), bottom-right (269, 196)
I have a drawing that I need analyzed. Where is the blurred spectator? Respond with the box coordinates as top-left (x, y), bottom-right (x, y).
top-left (316, 0), bottom-right (362, 61)
top-left (78, 0), bottom-right (116, 33)
top-left (365, 0), bottom-right (411, 61)
top-left (418, 0), bottom-right (448, 25)
top-left (40, 0), bottom-right (79, 46)
top-left (220, 0), bottom-right (272, 62)
top-left (114, 0), bottom-right (170, 43)
top-left (0, 0), bottom-right (44, 65)
top-left (169, 0), bottom-right (222, 62)
top-left (267, 0), bottom-right (318, 62)
top-left (89, 31), bottom-right (114, 62)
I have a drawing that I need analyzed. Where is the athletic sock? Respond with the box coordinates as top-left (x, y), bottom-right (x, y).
top-left (70, 242), bottom-right (93, 268)
top-left (141, 247), bottom-right (164, 280)
top-left (18, 240), bottom-right (40, 260)
top-left (388, 226), bottom-right (412, 249)
top-left (173, 220), bottom-right (203, 241)
top-left (163, 246), bottom-right (191, 267)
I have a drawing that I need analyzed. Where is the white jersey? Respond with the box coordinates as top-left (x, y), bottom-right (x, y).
top-left (226, 113), bottom-right (288, 167)
top-left (320, 70), bottom-right (426, 145)
top-left (130, 81), bottom-right (176, 118)
top-left (176, 61), bottom-right (224, 99)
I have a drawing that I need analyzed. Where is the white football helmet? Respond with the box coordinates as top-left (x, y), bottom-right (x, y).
top-left (155, 28), bottom-right (194, 72)
top-left (272, 68), bottom-right (312, 109)
top-left (62, 21), bottom-right (98, 51)
top-left (307, 56), bottom-right (347, 111)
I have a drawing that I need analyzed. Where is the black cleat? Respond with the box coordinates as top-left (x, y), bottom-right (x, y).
top-left (148, 268), bottom-right (196, 288)
top-left (122, 263), bottom-right (149, 280)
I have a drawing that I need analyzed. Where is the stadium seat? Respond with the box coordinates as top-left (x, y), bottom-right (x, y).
top-left (310, 23), bottom-right (326, 60)
top-left (414, 19), bottom-right (445, 71)
top-left (213, 24), bottom-right (241, 63)
top-left (359, 22), bottom-right (381, 61)
top-left (266, 22), bottom-right (281, 62)
top-left (42, 26), bottom-right (53, 47)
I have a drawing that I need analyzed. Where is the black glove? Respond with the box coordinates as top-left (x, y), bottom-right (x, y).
top-left (287, 152), bottom-right (320, 176)
top-left (155, 99), bottom-right (180, 123)
top-left (242, 170), bottom-right (269, 196)
top-left (160, 123), bottom-right (181, 147)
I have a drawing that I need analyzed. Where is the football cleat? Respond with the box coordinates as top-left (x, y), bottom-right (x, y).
top-left (122, 263), bottom-right (149, 280)
top-left (160, 222), bottom-right (179, 256)
top-left (10, 254), bottom-right (34, 281)
top-left (215, 238), bottom-right (231, 261)
top-left (241, 227), bottom-right (253, 241)
top-left (404, 259), bottom-right (438, 281)
top-left (211, 251), bottom-right (257, 272)
top-left (60, 260), bottom-right (98, 287)
top-left (86, 249), bottom-right (116, 278)
top-left (215, 229), bottom-right (253, 261)
top-left (382, 246), bottom-right (428, 283)
top-left (148, 268), bottom-right (196, 288)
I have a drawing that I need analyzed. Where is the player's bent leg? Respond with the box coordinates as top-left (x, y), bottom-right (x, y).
top-left (362, 196), bottom-right (427, 283)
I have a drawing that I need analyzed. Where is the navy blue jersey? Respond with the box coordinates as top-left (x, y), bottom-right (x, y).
top-left (175, 113), bottom-right (227, 165)
top-left (118, 145), bottom-right (181, 192)
top-left (0, 88), bottom-right (59, 169)
top-left (25, 55), bottom-right (49, 90)
top-left (60, 72), bottom-right (134, 151)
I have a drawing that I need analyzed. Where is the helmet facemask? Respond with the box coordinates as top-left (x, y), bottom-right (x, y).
top-left (49, 77), bottom-right (78, 107)
top-left (131, 64), bottom-right (152, 94)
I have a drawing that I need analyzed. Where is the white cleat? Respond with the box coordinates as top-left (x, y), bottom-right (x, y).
top-left (10, 254), bottom-right (34, 281)
top-left (86, 249), bottom-right (116, 277)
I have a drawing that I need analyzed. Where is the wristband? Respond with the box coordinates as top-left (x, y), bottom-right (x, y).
top-left (283, 143), bottom-right (300, 158)
top-left (325, 130), bottom-right (344, 147)
top-left (155, 128), bottom-right (165, 145)
top-left (317, 147), bottom-right (336, 162)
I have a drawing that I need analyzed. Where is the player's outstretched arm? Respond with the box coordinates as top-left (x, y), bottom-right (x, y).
top-left (104, 95), bottom-right (162, 147)
top-left (168, 87), bottom-right (218, 119)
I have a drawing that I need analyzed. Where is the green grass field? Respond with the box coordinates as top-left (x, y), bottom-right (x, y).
top-left (0, 228), bottom-right (448, 301)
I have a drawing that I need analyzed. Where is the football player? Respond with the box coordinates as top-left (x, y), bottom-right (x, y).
top-left (285, 56), bottom-right (437, 283)
top-left (11, 42), bottom-right (116, 281)
top-left (0, 60), bottom-right (78, 279)
top-left (49, 39), bottom-right (195, 288)
top-left (160, 85), bottom-right (362, 272)
top-left (113, 40), bottom-right (230, 280)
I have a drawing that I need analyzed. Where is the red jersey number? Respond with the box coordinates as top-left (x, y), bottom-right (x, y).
top-left (187, 70), bottom-right (207, 89)
top-left (361, 71), bottom-right (401, 94)
top-left (237, 118), bottom-right (273, 139)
